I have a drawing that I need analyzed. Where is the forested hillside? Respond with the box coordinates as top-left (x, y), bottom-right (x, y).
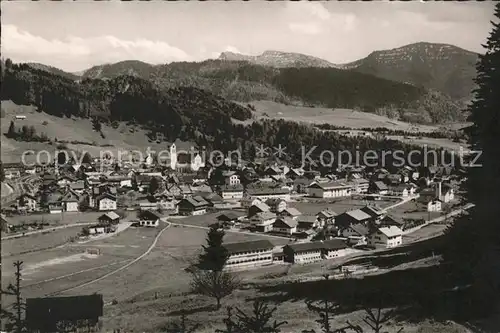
top-left (54, 59), bottom-right (465, 123)
top-left (1, 61), bottom-right (454, 167)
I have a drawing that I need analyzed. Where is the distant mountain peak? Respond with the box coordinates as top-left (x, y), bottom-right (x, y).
top-left (218, 49), bottom-right (339, 68)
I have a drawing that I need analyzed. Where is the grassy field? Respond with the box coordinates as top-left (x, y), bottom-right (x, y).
top-left (2, 217), bottom-right (477, 332)
top-left (6, 211), bottom-right (109, 226)
top-left (2, 227), bottom-right (82, 257)
top-left (386, 135), bottom-right (468, 153)
top-left (0, 100), bottom-right (194, 163)
top-left (245, 101), bottom-right (441, 132)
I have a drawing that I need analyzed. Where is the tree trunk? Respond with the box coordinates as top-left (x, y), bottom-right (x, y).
top-left (216, 297), bottom-right (221, 310)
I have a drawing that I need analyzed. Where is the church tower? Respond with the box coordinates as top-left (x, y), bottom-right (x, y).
top-left (170, 144), bottom-right (177, 170)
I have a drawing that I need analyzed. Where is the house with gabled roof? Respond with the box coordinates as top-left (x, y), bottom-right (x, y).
top-left (279, 207), bottom-right (302, 220)
top-left (273, 217), bottom-right (297, 235)
top-left (360, 205), bottom-right (385, 221)
top-left (297, 215), bottom-right (319, 232)
top-left (138, 210), bottom-right (162, 227)
top-left (98, 211), bottom-right (120, 225)
top-left (249, 211), bottom-right (276, 232)
top-left (95, 192), bottom-right (117, 211)
top-left (265, 198), bottom-right (287, 213)
top-left (317, 209), bottom-right (337, 226)
top-left (61, 189), bottom-right (80, 212)
top-left (248, 201), bottom-right (271, 218)
top-left (369, 226), bottom-right (403, 248)
top-left (307, 181), bottom-right (352, 198)
top-left (335, 209), bottom-right (373, 229)
top-left (341, 223), bottom-right (369, 246)
top-left (218, 184), bottom-right (244, 200)
top-left (349, 178), bottom-right (370, 194)
top-left (177, 196), bottom-right (209, 216)
top-left (369, 181), bottom-right (389, 195)
top-left (217, 211), bottom-right (241, 225)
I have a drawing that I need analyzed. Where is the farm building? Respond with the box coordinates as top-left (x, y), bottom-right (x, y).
top-left (98, 211), bottom-right (120, 225)
top-left (177, 196), bottom-right (210, 216)
top-left (139, 210), bottom-right (162, 227)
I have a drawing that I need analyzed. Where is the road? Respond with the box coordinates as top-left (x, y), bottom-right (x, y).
top-left (1, 174), bottom-right (39, 207)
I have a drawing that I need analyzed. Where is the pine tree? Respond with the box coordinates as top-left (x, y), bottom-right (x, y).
top-left (443, 3), bottom-right (500, 317)
top-left (191, 225), bottom-right (237, 309)
top-left (198, 224), bottom-right (229, 271)
top-left (149, 177), bottom-right (159, 195)
top-left (82, 152), bottom-right (92, 164)
top-left (7, 120), bottom-right (16, 138)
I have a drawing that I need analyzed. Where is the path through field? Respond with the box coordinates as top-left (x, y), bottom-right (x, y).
top-left (47, 222), bottom-right (172, 296)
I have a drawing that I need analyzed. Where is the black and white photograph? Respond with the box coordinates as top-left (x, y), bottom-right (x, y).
top-left (1, 1), bottom-right (499, 332)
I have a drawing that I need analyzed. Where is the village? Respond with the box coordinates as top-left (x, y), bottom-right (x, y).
top-left (1, 142), bottom-right (467, 275)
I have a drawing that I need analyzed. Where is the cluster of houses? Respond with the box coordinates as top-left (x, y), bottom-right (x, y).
top-left (3, 154), bottom-right (457, 245)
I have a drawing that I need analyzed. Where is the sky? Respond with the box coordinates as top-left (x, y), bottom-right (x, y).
top-left (1, 1), bottom-right (496, 73)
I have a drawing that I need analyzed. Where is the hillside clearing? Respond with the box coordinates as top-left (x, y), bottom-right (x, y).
top-left (243, 100), bottom-right (441, 132)
top-left (0, 100), bottom-right (193, 163)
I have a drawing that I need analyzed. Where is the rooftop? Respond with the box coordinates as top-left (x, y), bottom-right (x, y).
top-left (223, 239), bottom-right (275, 255)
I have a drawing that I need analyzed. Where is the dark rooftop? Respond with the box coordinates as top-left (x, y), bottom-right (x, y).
top-left (223, 239), bottom-right (275, 255)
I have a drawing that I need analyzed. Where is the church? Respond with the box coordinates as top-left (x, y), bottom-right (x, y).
top-left (169, 144), bottom-right (205, 172)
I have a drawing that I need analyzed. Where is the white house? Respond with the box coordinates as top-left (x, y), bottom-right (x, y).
top-left (265, 198), bottom-right (287, 213)
top-left (369, 226), bottom-right (403, 248)
top-left (307, 181), bottom-right (352, 198)
top-left (273, 217), bottom-right (297, 235)
top-left (219, 185), bottom-right (244, 200)
top-left (96, 193), bottom-right (117, 211)
top-left (349, 178), bottom-right (370, 194)
top-left (139, 210), bottom-right (161, 227)
top-left (250, 212), bottom-right (276, 232)
top-left (427, 199), bottom-right (442, 212)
